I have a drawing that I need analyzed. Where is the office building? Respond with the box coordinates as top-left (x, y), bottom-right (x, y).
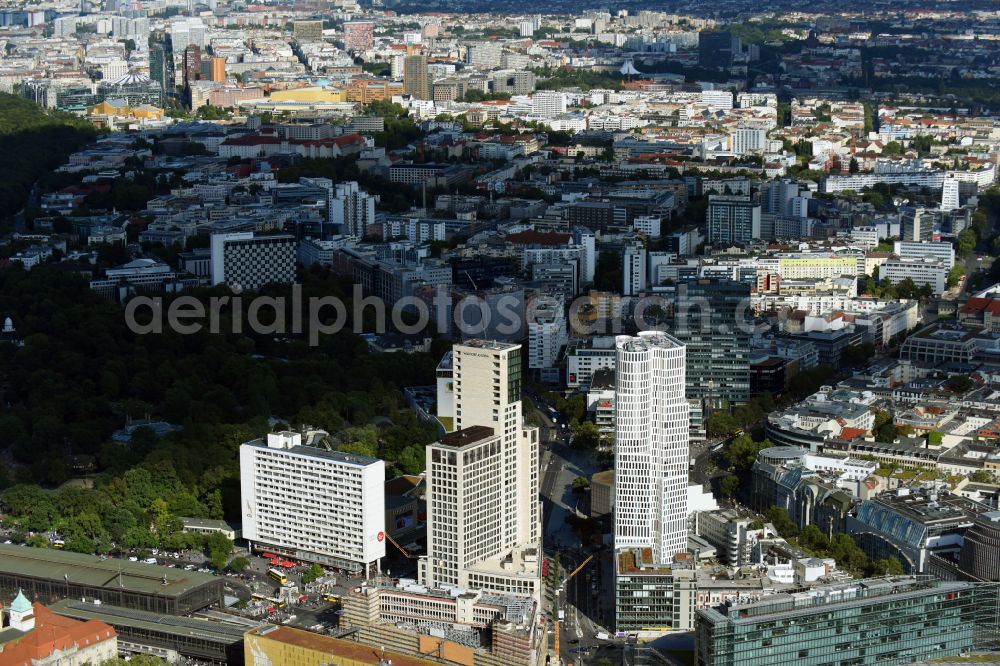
top-left (695, 577), bottom-right (978, 666)
top-left (901, 207), bottom-right (934, 242)
top-left (941, 177), bottom-right (960, 211)
top-left (960, 511), bottom-right (1000, 581)
top-left (698, 31), bottom-right (740, 68)
top-left (707, 195), bottom-right (760, 246)
top-left (622, 244), bottom-right (646, 296)
top-left (731, 126), bottom-right (766, 156)
top-left (491, 70), bottom-right (536, 96)
top-left (531, 91), bottom-right (567, 118)
top-left (880, 257), bottom-right (948, 295)
top-left (340, 584), bottom-right (544, 666)
top-left (207, 56), bottom-right (226, 82)
top-left (674, 278), bottom-right (751, 410)
top-left (148, 33), bottom-right (174, 100)
top-left (328, 181), bottom-right (377, 237)
top-left (527, 297), bottom-right (567, 373)
top-left (403, 55), bottom-right (430, 100)
top-left (209, 232), bottom-right (296, 291)
top-left (615, 548), bottom-right (690, 633)
top-left (846, 488), bottom-right (987, 575)
top-left (183, 44), bottom-right (201, 87)
top-left (240, 431), bottom-right (386, 574)
top-left (343, 21), bottom-right (374, 51)
top-left (420, 341), bottom-right (541, 602)
top-left (565, 336), bottom-right (618, 388)
top-left (893, 240), bottom-right (955, 270)
top-left (614, 332), bottom-right (689, 562)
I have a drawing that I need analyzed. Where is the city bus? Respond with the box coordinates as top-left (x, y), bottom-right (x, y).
top-left (268, 568), bottom-right (288, 584)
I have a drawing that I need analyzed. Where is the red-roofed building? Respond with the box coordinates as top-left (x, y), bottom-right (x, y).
top-left (959, 297), bottom-right (1000, 332)
top-left (0, 593), bottom-right (117, 666)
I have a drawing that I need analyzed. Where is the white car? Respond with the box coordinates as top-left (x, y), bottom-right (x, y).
top-left (128, 556), bottom-right (139, 562)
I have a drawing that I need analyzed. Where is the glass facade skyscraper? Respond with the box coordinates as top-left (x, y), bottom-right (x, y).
top-left (674, 278), bottom-right (751, 409)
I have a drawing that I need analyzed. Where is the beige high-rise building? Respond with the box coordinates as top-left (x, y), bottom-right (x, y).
top-left (403, 54), bottom-right (430, 100)
top-left (420, 340), bottom-right (541, 603)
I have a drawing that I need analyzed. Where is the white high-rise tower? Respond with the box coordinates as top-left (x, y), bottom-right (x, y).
top-left (941, 177), bottom-right (960, 212)
top-left (614, 331), bottom-right (689, 562)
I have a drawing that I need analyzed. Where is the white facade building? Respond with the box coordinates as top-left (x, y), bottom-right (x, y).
top-left (421, 340), bottom-right (541, 602)
top-left (240, 431), bottom-right (386, 573)
top-left (881, 257), bottom-right (948, 295)
top-left (328, 181), bottom-right (377, 237)
top-left (531, 91), bottom-right (567, 118)
top-left (731, 126), bottom-right (767, 156)
top-left (893, 241), bottom-right (955, 271)
top-left (941, 177), bottom-right (960, 212)
top-left (633, 215), bottom-right (662, 238)
top-left (614, 332), bottom-right (690, 563)
top-left (528, 297), bottom-right (568, 370)
top-left (622, 244), bottom-right (646, 296)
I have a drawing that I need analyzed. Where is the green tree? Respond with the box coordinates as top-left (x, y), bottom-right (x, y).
top-left (947, 264), bottom-right (966, 289)
top-left (842, 343), bottom-right (875, 368)
top-left (720, 475), bottom-right (739, 497)
top-left (228, 556), bottom-right (250, 573)
top-left (571, 421), bottom-right (602, 449)
top-left (765, 506), bottom-right (798, 538)
top-left (957, 229), bottom-right (977, 256)
top-left (947, 374), bottom-right (974, 394)
top-left (724, 434), bottom-right (771, 471)
top-left (799, 524), bottom-right (830, 552)
top-left (869, 556), bottom-right (905, 576)
top-left (926, 431), bottom-right (943, 446)
top-left (204, 531), bottom-right (233, 570)
top-left (302, 562), bottom-right (325, 584)
top-left (571, 476), bottom-right (590, 493)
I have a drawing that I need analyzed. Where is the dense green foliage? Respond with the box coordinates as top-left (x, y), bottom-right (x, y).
top-left (0, 94), bottom-right (97, 220)
top-left (532, 67), bottom-right (625, 92)
top-left (766, 507), bottom-right (905, 576)
top-left (0, 265), bottom-right (442, 554)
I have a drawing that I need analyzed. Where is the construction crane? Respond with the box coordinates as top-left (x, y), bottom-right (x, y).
top-left (553, 554), bottom-right (594, 666)
top-left (385, 533), bottom-right (417, 559)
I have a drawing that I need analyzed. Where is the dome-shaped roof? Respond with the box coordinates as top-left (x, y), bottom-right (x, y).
top-left (10, 589), bottom-right (31, 613)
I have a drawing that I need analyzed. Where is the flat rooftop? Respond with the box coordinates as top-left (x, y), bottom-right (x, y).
top-left (701, 577), bottom-right (969, 625)
top-left (0, 544), bottom-right (219, 597)
top-left (247, 625), bottom-right (441, 666)
top-left (457, 339), bottom-right (520, 351)
top-left (49, 600), bottom-right (247, 643)
top-left (244, 438), bottom-right (381, 467)
top-left (437, 425), bottom-right (496, 449)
